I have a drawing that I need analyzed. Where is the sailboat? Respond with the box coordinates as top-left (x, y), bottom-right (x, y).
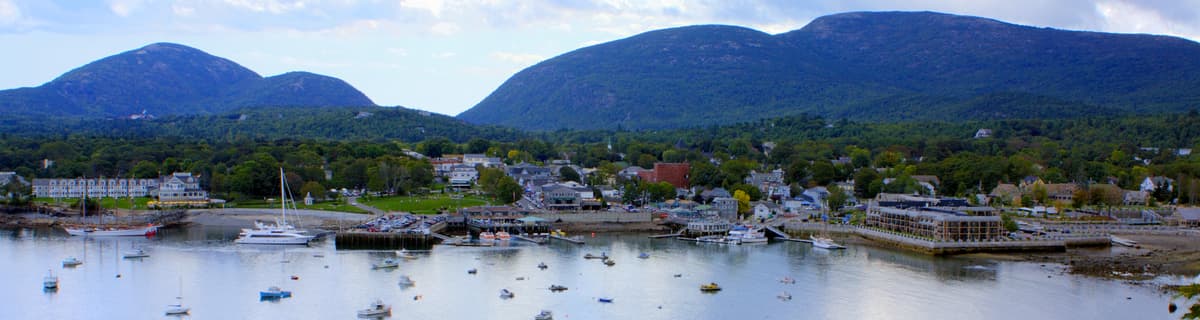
top-left (236, 168), bottom-right (314, 245)
top-left (43, 269), bottom-right (59, 290)
top-left (64, 183), bottom-right (159, 236)
top-left (811, 204), bottom-right (845, 250)
top-left (165, 277), bottom-right (190, 315)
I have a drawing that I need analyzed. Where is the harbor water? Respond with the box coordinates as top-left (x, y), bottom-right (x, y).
top-left (0, 225), bottom-right (1179, 319)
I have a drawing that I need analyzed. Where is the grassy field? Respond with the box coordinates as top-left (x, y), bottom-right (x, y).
top-left (233, 199), bottom-right (369, 214)
top-left (359, 194), bottom-right (493, 214)
top-left (34, 197), bottom-right (153, 210)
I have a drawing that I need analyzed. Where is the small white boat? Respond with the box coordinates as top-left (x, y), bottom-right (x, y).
top-left (810, 235), bottom-right (845, 250)
top-left (396, 249), bottom-right (418, 260)
top-left (779, 277), bottom-right (796, 284)
top-left (373, 259), bottom-right (400, 269)
top-left (356, 299), bottom-right (391, 317)
top-left (43, 269), bottom-right (59, 289)
top-left (534, 310), bottom-right (554, 320)
top-left (500, 288), bottom-right (515, 299)
top-left (538, 262), bottom-right (548, 269)
top-left (603, 259), bottom-right (615, 266)
top-left (62, 257), bottom-right (83, 267)
top-left (495, 231), bottom-right (512, 241)
top-left (397, 275), bottom-right (415, 287)
top-left (123, 248), bottom-right (150, 259)
top-left (479, 232), bottom-right (496, 242)
top-left (778, 292), bottom-right (792, 300)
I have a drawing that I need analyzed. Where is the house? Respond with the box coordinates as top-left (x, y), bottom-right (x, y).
top-left (711, 197), bottom-right (738, 221)
top-left (1175, 208), bottom-right (1200, 227)
top-left (156, 172), bottom-right (209, 204)
top-left (463, 154), bottom-right (502, 168)
top-left (540, 183), bottom-right (582, 210)
top-left (618, 166), bottom-right (646, 180)
top-left (989, 183), bottom-right (1021, 205)
top-left (1140, 176), bottom-right (1174, 193)
top-left (752, 202), bottom-right (779, 220)
top-left (0, 171), bottom-right (29, 187)
top-left (33, 177), bottom-right (158, 198)
top-left (430, 157), bottom-right (462, 177)
top-left (974, 129), bottom-right (993, 139)
top-left (1123, 190), bottom-right (1149, 205)
top-left (911, 175), bottom-right (940, 195)
top-left (700, 188), bottom-right (732, 202)
top-left (636, 163), bottom-right (690, 189)
top-left (448, 164), bottom-right (478, 189)
top-left (803, 187), bottom-right (830, 208)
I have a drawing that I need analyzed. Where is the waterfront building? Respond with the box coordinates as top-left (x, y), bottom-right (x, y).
top-left (866, 194), bottom-right (1002, 241)
top-left (636, 163), bottom-right (690, 189)
top-left (32, 172), bottom-right (209, 206)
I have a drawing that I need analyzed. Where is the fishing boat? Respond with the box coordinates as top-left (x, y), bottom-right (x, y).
top-left (123, 248), bottom-right (150, 259)
top-left (397, 275), bottom-right (415, 287)
top-left (43, 269), bottom-right (59, 290)
top-left (164, 277), bottom-right (190, 315)
top-left (500, 288), bottom-right (515, 299)
top-left (700, 282), bottom-right (722, 292)
top-left (372, 259), bottom-right (400, 269)
top-left (259, 286), bottom-right (292, 299)
top-left (495, 231), bottom-right (512, 241)
top-left (62, 257), bottom-right (83, 267)
top-left (810, 235), bottom-right (845, 250)
top-left (537, 262), bottom-right (548, 269)
top-left (235, 168), bottom-right (314, 245)
top-left (637, 252), bottom-right (650, 259)
top-left (534, 310), bottom-right (554, 320)
top-left (548, 284), bottom-right (568, 292)
top-left (356, 299), bottom-right (391, 317)
top-left (597, 297), bottom-right (614, 303)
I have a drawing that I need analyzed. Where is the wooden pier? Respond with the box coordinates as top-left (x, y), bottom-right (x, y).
top-left (334, 231), bottom-right (439, 250)
top-left (549, 235), bottom-right (585, 244)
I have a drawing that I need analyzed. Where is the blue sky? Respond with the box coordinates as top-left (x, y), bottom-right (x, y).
top-left (1, 0), bottom-right (1198, 116)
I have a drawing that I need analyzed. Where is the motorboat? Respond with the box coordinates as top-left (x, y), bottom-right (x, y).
top-left (637, 252), bottom-right (650, 259)
top-left (62, 257), bottom-right (83, 267)
top-left (597, 297), bottom-right (614, 303)
top-left (397, 275), bottom-right (415, 287)
top-left (603, 259), bottom-right (615, 266)
top-left (700, 282), bottom-right (722, 292)
top-left (537, 262), bottom-right (548, 269)
top-left (548, 284), bottom-right (568, 292)
top-left (357, 299), bottom-right (391, 317)
top-left (495, 231), bottom-right (512, 241)
top-left (372, 259), bottom-right (400, 269)
top-left (43, 269), bottom-right (58, 289)
top-left (260, 286), bottom-right (292, 299)
top-left (778, 292), bottom-right (792, 300)
top-left (123, 248), bottom-right (150, 259)
top-left (65, 224), bottom-right (160, 237)
top-left (500, 288), bottom-right (515, 299)
top-left (583, 252), bottom-right (608, 259)
top-left (479, 232), bottom-right (496, 242)
top-left (396, 249), bottom-right (418, 260)
top-left (779, 277), bottom-right (796, 284)
top-left (725, 226), bottom-right (769, 245)
top-left (534, 310), bottom-right (554, 320)
top-left (236, 168), bottom-right (313, 245)
top-left (467, 268), bottom-right (478, 274)
top-left (810, 235), bottom-right (846, 250)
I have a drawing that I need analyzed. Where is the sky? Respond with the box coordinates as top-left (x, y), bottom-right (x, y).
top-left (1, 1), bottom-right (1199, 117)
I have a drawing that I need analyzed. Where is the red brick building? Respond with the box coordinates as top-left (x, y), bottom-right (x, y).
top-left (637, 163), bottom-right (690, 189)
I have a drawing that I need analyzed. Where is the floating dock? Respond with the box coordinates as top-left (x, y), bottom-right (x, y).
top-left (549, 235), bottom-right (585, 244)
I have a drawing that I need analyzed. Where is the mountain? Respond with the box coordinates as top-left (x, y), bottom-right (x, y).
top-left (458, 11), bottom-right (1200, 130)
top-left (0, 43), bottom-right (374, 118)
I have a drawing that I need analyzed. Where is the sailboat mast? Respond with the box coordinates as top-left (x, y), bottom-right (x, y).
top-left (280, 167), bottom-right (287, 225)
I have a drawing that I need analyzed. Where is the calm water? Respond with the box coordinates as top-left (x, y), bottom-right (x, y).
top-left (1, 226), bottom-right (1177, 320)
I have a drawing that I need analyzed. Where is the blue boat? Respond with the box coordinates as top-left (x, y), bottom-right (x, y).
top-left (597, 297), bottom-right (614, 303)
top-left (260, 286), bottom-right (292, 299)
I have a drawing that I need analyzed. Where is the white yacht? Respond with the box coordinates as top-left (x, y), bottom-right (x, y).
top-left (356, 299), bottom-right (391, 317)
top-left (236, 168), bottom-right (314, 245)
top-left (726, 226), bottom-right (769, 245)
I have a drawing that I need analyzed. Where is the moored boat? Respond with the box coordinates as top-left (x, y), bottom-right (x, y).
top-left (123, 248), bottom-right (150, 259)
top-left (500, 288), bottom-right (515, 299)
top-left (537, 262), bottom-right (548, 269)
top-left (583, 252), bottom-right (608, 259)
top-left (397, 275), bottom-right (415, 287)
top-left (779, 277), bottom-right (795, 284)
top-left (603, 259), bottom-right (615, 266)
top-left (235, 168), bottom-right (313, 246)
top-left (810, 235), bottom-right (845, 250)
top-left (597, 297), bottom-right (614, 303)
top-left (356, 299), bottom-right (391, 317)
top-left (62, 257), bottom-right (83, 267)
top-left (43, 269), bottom-right (59, 290)
top-left (495, 231), bottom-right (512, 241)
top-left (548, 284), bottom-right (568, 291)
top-left (700, 282), bottom-right (722, 292)
top-left (259, 286), bottom-right (292, 299)
top-left (372, 259), bottom-right (400, 269)
top-left (778, 292), bottom-right (792, 300)
top-left (65, 224), bottom-right (159, 237)
top-left (534, 310), bottom-right (554, 320)
top-left (637, 252), bottom-right (650, 259)
top-left (479, 232), bottom-right (496, 242)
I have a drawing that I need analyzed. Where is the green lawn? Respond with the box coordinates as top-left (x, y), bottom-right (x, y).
top-left (359, 194), bottom-right (493, 214)
top-left (232, 199), bottom-right (368, 214)
top-left (35, 197), bottom-right (153, 210)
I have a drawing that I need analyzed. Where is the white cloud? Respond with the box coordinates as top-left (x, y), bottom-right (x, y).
top-left (386, 47), bottom-right (409, 57)
top-left (433, 51), bottom-right (457, 59)
top-left (172, 4), bottom-right (196, 17)
top-left (108, 0), bottom-right (143, 17)
top-left (401, 0), bottom-right (446, 18)
top-left (0, 0), bottom-right (20, 25)
top-left (490, 51), bottom-right (544, 65)
top-left (222, 0), bottom-right (308, 14)
top-left (430, 21), bottom-right (459, 35)
top-left (1094, 1), bottom-right (1200, 40)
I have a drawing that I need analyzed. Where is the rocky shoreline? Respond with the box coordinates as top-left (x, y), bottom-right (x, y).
top-left (965, 234), bottom-right (1200, 280)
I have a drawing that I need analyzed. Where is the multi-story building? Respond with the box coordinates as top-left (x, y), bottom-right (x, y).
top-left (32, 172), bottom-right (208, 205)
top-left (636, 163), bottom-right (690, 189)
top-left (865, 196), bottom-right (1002, 241)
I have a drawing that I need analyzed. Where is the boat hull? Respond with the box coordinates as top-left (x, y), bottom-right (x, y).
top-left (65, 225), bottom-right (159, 236)
top-left (235, 235), bottom-right (313, 245)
